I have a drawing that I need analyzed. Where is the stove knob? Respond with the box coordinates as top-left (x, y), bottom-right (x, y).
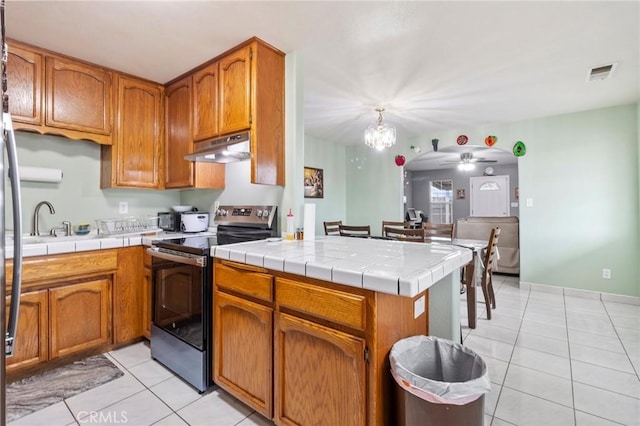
top-left (256, 209), bottom-right (263, 218)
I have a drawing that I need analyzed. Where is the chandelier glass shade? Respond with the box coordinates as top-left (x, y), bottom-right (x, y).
top-left (364, 108), bottom-right (396, 151)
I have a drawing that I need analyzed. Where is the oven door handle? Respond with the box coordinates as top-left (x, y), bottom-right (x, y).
top-left (147, 247), bottom-right (207, 267)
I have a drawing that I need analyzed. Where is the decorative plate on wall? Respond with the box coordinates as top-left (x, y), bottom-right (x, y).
top-left (456, 135), bottom-right (468, 145)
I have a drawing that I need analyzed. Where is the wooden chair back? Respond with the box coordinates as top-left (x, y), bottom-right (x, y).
top-left (381, 220), bottom-right (410, 236)
top-left (338, 225), bottom-right (371, 237)
top-left (324, 220), bottom-right (342, 235)
top-left (481, 227), bottom-right (501, 319)
top-left (384, 226), bottom-right (425, 243)
top-left (422, 222), bottom-right (454, 242)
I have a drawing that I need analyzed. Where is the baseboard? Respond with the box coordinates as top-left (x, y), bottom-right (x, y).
top-left (519, 281), bottom-right (640, 306)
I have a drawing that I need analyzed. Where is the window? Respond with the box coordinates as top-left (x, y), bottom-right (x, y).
top-left (430, 180), bottom-right (453, 224)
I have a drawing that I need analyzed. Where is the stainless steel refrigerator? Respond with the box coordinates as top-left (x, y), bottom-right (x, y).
top-left (1, 0), bottom-right (24, 424)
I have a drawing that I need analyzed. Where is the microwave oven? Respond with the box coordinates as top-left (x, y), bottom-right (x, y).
top-left (158, 211), bottom-right (182, 232)
top-left (158, 211), bottom-right (209, 233)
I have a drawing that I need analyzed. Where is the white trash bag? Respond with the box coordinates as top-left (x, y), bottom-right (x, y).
top-left (390, 335), bottom-right (491, 405)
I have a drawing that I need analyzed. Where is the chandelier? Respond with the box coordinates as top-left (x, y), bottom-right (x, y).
top-left (364, 107), bottom-right (396, 151)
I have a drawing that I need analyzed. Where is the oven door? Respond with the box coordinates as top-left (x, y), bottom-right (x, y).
top-left (149, 248), bottom-right (206, 350)
top-left (216, 224), bottom-right (275, 245)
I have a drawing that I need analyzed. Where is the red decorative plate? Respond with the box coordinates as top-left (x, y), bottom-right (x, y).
top-left (456, 135), bottom-right (468, 145)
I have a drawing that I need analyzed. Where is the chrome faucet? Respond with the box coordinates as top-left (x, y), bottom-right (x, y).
top-left (32, 201), bottom-right (55, 236)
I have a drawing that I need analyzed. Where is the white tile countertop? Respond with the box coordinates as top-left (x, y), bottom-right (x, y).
top-left (5, 231), bottom-right (215, 259)
top-left (212, 236), bottom-right (473, 297)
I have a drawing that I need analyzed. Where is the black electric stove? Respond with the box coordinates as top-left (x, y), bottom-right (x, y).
top-left (148, 205), bottom-right (277, 393)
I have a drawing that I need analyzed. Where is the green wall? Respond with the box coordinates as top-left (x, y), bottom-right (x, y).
top-left (341, 103), bottom-right (638, 297)
top-left (8, 132), bottom-right (179, 234)
top-left (303, 136), bottom-right (347, 236)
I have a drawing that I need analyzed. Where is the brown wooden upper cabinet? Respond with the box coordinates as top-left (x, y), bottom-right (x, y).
top-left (101, 75), bottom-right (164, 189)
top-left (6, 43), bottom-right (43, 126)
top-left (6, 40), bottom-right (113, 145)
top-left (45, 56), bottom-right (113, 140)
top-left (191, 38), bottom-right (285, 186)
top-left (192, 62), bottom-right (219, 142)
top-left (165, 76), bottom-right (225, 189)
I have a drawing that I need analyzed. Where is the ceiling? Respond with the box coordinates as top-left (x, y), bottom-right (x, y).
top-left (5, 1), bottom-right (639, 159)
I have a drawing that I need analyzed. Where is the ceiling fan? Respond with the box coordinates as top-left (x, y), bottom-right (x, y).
top-left (440, 152), bottom-right (497, 171)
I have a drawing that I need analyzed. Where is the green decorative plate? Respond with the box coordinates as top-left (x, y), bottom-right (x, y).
top-left (513, 141), bottom-right (526, 157)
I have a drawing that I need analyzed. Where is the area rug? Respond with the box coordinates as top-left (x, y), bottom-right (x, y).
top-left (6, 354), bottom-right (124, 422)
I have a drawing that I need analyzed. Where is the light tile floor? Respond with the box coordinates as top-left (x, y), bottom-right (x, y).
top-left (9, 275), bottom-right (639, 425)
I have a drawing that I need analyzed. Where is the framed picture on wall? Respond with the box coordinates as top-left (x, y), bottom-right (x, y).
top-left (456, 188), bottom-right (465, 199)
top-left (304, 167), bottom-right (324, 198)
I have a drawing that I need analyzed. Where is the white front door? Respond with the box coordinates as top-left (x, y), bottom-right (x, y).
top-left (470, 175), bottom-right (510, 217)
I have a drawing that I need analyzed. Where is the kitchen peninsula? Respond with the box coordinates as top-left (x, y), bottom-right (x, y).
top-left (212, 236), bottom-right (471, 425)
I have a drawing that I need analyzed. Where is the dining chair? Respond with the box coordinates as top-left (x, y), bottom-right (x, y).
top-left (338, 224), bottom-right (371, 237)
top-left (383, 226), bottom-right (425, 242)
top-left (323, 220), bottom-right (342, 235)
top-left (381, 220), bottom-right (410, 236)
top-left (480, 227), bottom-right (501, 319)
top-left (422, 222), bottom-right (454, 242)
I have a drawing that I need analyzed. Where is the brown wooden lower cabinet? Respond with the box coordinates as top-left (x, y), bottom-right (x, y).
top-left (213, 259), bottom-right (428, 426)
top-left (6, 247), bottom-right (146, 380)
top-left (5, 290), bottom-right (49, 373)
top-left (274, 312), bottom-right (366, 426)
top-left (214, 285), bottom-right (273, 418)
top-left (49, 278), bottom-right (111, 359)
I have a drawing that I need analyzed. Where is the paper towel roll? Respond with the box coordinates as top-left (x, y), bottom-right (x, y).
top-left (19, 166), bottom-right (63, 183)
top-left (303, 203), bottom-right (316, 241)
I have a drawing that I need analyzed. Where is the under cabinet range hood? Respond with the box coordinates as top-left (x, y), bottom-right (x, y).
top-left (185, 132), bottom-right (251, 163)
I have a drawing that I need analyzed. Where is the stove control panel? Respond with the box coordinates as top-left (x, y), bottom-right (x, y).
top-left (214, 205), bottom-right (277, 229)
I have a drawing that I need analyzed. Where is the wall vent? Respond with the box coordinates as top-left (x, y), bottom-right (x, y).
top-left (586, 62), bottom-right (617, 82)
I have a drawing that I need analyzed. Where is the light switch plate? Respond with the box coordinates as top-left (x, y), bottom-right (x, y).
top-left (119, 201), bottom-right (128, 214)
top-left (526, 198), bottom-right (533, 207)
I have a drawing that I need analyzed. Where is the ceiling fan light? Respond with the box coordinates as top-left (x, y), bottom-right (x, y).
top-left (364, 108), bottom-right (396, 150)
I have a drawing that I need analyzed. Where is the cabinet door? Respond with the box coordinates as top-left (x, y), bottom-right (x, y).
top-left (113, 76), bottom-right (163, 188)
top-left (218, 46), bottom-right (251, 135)
top-left (275, 312), bottom-right (367, 426)
top-left (113, 247), bottom-right (144, 344)
top-left (5, 290), bottom-right (48, 372)
top-left (192, 62), bottom-right (219, 142)
top-left (6, 43), bottom-right (43, 125)
top-left (164, 76), bottom-right (194, 188)
top-left (49, 278), bottom-right (111, 359)
top-left (45, 56), bottom-right (113, 136)
top-left (215, 291), bottom-right (273, 419)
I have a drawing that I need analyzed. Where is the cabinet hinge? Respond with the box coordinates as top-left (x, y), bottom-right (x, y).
top-left (250, 48), bottom-right (253, 60)
top-left (249, 114), bottom-right (253, 125)
top-left (364, 347), bottom-right (370, 363)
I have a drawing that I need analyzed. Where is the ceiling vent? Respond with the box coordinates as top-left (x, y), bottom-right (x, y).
top-left (586, 62), bottom-right (617, 82)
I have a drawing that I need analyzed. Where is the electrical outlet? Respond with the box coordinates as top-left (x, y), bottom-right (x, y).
top-left (526, 198), bottom-right (533, 207)
top-left (119, 201), bottom-right (128, 214)
top-left (602, 268), bottom-right (611, 279)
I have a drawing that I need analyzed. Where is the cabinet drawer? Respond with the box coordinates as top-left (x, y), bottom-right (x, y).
top-left (7, 250), bottom-right (118, 288)
top-left (215, 261), bottom-right (273, 302)
top-left (276, 278), bottom-right (366, 331)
